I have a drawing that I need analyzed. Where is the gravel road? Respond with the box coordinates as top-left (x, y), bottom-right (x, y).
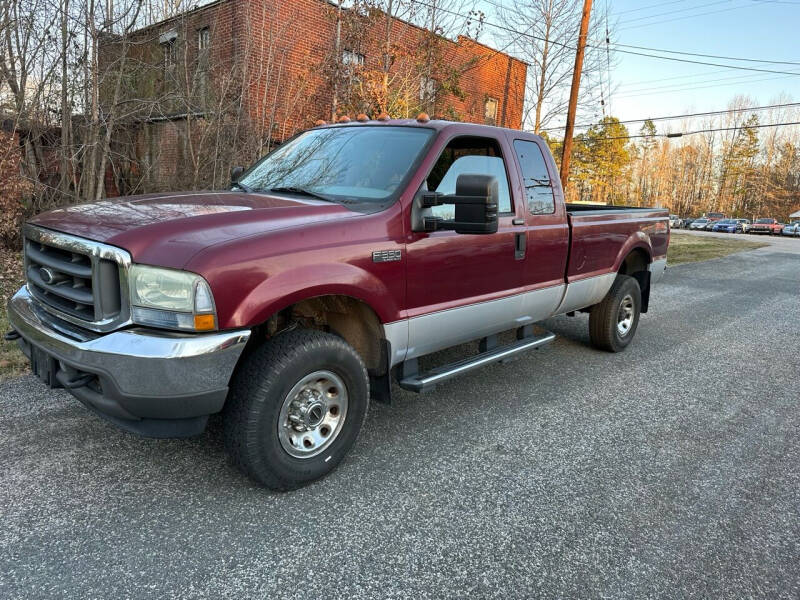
top-left (1, 246), bottom-right (798, 599)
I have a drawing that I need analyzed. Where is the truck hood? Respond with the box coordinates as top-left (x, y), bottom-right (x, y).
top-left (29, 191), bottom-right (359, 269)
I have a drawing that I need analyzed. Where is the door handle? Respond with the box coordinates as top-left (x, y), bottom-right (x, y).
top-left (512, 218), bottom-right (525, 225)
top-left (514, 232), bottom-right (526, 260)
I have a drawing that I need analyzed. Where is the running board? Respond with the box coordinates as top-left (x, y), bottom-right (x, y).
top-left (398, 331), bottom-right (556, 393)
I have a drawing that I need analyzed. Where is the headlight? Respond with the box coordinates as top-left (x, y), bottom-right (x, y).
top-left (129, 264), bottom-right (217, 331)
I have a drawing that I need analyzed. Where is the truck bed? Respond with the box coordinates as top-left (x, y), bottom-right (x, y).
top-left (565, 205), bottom-right (670, 280)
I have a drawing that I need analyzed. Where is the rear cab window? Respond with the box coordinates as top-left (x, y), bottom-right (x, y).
top-left (512, 139), bottom-right (555, 215)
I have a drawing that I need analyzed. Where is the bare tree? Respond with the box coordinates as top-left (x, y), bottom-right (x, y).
top-left (498, 0), bottom-right (611, 133)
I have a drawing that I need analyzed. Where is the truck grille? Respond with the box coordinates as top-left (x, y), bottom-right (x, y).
top-left (23, 225), bottom-right (132, 332)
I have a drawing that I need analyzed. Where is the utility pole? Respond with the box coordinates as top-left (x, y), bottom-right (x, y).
top-left (559, 0), bottom-right (593, 192)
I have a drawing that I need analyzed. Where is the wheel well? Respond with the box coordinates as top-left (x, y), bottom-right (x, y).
top-left (259, 295), bottom-right (385, 372)
top-left (618, 249), bottom-right (651, 313)
top-left (619, 248), bottom-right (650, 276)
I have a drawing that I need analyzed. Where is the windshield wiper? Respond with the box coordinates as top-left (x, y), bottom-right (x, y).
top-left (268, 186), bottom-right (334, 202)
top-left (231, 181), bottom-right (253, 193)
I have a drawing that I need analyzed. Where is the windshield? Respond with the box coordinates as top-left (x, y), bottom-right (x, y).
top-left (695, 219), bottom-right (708, 223)
top-left (238, 126), bottom-right (434, 206)
top-left (756, 218), bottom-right (773, 224)
top-left (717, 219), bottom-right (734, 224)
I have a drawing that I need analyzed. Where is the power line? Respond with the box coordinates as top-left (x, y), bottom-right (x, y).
top-left (414, 0), bottom-right (800, 77)
top-left (590, 121), bottom-right (800, 141)
top-left (484, 0), bottom-right (800, 70)
top-left (613, 71), bottom-right (800, 99)
top-left (612, 66), bottom-right (800, 96)
top-left (594, 47), bottom-right (800, 76)
top-left (617, 0), bottom-right (735, 26)
top-left (604, 41), bottom-right (800, 67)
top-left (617, 1), bottom-right (773, 32)
top-left (615, 0), bottom-right (691, 15)
top-left (540, 102), bottom-right (800, 132)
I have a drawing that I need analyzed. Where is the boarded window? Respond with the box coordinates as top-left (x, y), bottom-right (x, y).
top-left (419, 76), bottom-right (437, 104)
top-left (162, 41), bottom-right (176, 70)
top-left (342, 49), bottom-right (365, 66)
top-left (484, 97), bottom-right (498, 126)
top-left (197, 27), bottom-right (210, 51)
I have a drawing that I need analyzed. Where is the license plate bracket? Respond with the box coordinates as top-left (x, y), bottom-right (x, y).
top-left (30, 345), bottom-right (59, 388)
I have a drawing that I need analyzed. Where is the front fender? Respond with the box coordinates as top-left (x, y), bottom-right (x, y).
top-left (228, 262), bottom-right (400, 328)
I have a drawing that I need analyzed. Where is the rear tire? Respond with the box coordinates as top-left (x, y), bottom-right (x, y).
top-left (223, 329), bottom-right (369, 490)
top-left (589, 275), bottom-right (642, 353)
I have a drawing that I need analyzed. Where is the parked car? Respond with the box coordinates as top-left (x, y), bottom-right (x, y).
top-left (735, 218), bottom-right (751, 233)
top-left (689, 218), bottom-right (710, 230)
top-left (782, 222), bottom-right (800, 237)
top-left (712, 219), bottom-right (743, 233)
top-left (669, 214), bottom-right (681, 228)
top-left (706, 212), bottom-right (726, 220)
top-left (749, 218), bottom-right (784, 235)
top-left (704, 219), bottom-right (721, 230)
top-left (6, 118), bottom-right (669, 490)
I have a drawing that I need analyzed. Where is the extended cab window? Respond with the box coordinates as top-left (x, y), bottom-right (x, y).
top-left (425, 136), bottom-right (512, 218)
top-left (513, 139), bottom-right (555, 215)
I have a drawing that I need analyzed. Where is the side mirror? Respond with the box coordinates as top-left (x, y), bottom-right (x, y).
top-left (230, 166), bottom-right (244, 185)
top-left (412, 174), bottom-right (499, 234)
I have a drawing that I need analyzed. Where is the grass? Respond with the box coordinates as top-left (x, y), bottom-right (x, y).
top-left (667, 231), bottom-right (768, 265)
top-left (0, 248), bottom-right (27, 380)
top-left (0, 230), bottom-right (771, 382)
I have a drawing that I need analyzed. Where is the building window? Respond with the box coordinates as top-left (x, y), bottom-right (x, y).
top-left (342, 49), bottom-right (365, 67)
top-left (419, 76), bottom-right (437, 104)
top-left (197, 27), bottom-right (210, 51)
top-left (484, 97), bottom-right (498, 126)
top-left (162, 41), bottom-right (176, 70)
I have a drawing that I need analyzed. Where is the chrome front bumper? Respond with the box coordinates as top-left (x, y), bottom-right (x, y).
top-left (7, 286), bottom-right (251, 437)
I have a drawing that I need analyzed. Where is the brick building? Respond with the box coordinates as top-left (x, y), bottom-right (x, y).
top-left (103, 0), bottom-right (527, 192)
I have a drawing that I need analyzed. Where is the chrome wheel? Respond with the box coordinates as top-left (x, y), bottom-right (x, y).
top-left (277, 370), bottom-right (348, 459)
top-left (616, 294), bottom-right (635, 337)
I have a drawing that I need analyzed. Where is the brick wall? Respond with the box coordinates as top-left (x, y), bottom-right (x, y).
top-left (105, 0), bottom-right (527, 192)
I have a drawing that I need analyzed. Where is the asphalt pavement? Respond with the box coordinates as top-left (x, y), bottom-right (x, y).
top-left (1, 244), bottom-right (799, 599)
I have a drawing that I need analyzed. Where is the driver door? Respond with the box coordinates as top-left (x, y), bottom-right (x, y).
top-left (404, 133), bottom-right (526, 358)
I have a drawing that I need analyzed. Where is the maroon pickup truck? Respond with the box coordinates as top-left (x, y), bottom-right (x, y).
top-left (6, 118), bottom-right (668, 489)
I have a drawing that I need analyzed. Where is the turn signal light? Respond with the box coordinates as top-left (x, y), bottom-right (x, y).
top-left (376, 112), bottom-right (390, 121)
top-left (416, 112), bottom-right (430, 123)
top-left (194, 314), bottom-right (216, 331)
top-left (356, 113), bottom-right (368, 122)
top-left (337, 115), bottom-right (351, 123)
top-left (313, 119), bottom-right (327, 126)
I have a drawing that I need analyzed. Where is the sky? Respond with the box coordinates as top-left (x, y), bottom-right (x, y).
top-left (481, 0), bottom-right (800, 132)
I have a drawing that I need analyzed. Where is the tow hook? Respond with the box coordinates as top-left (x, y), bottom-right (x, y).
top-left (3, 330), bottom-right (21, 342)
top-left (61, 373), bottom-right (95, 390)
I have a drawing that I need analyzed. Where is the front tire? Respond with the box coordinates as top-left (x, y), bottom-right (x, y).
top-left (589, 275), bottom-right (642, 353)
top-left (223, 329), bottom-right (369, 490)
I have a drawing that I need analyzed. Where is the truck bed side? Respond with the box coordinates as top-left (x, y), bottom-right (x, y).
top-left (565, 205), bottom-right (669, 281)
